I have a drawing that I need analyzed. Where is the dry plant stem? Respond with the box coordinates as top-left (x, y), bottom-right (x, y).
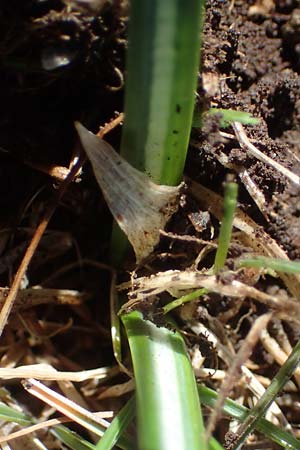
top-left (220, 129), bottom-right (300, 165)
top-left (0, 116), bottom-right (121, 338)
top-left (241, 366), bottom-right (288, 427)
top-left (191, 140), bottom-right (267, 218)
top-left (0, 363), bottom-right (118, 381)
top-left (232, 121), bottom-right (300, 185)
top-left (260, 329), bottom-right (300, 388)
top-left (191, 322), bottom-right (289, 428)
top-left (0, 156), bottom-right (84, 339)
top-left (27, 114), bottom-right (125, 181)
top-left (160, 229), bottom-right (217, 248)
top-left (97, 112), bottom-right (124, 138)
top-left (0, 417), bottom-right (71, 444)
top-left (98, 379), bottom-right (135, 400)
top-left (57, 379), bottom-right (90, 411)
top-left (214, 147), bottom-right (267, 217)
top-left (205, 313), bottom-right (272, 441)
top-left (233, 338), bottom-right (300, 449)
top-left (238, 169), bottom-right (267, 217)
top-left (122, 270), bottom-right (300, 322)
top-left (22, 378), bottom-right (112, 434)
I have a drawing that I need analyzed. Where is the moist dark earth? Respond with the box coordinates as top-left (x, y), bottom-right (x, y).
top-left (1, 0), bottom-right (300, 449)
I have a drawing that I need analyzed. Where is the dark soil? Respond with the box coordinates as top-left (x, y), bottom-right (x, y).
top-left (1, 0), bottom-right (300, 449)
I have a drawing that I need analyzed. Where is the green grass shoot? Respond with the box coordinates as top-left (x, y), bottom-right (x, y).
top-left (214, 181), bottom-right (238, 273)
top-left (239, 256), bottom-right (300, 274)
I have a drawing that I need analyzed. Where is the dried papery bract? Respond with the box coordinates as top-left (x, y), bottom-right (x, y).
top-left (75, 122), bottom-right (183, 262)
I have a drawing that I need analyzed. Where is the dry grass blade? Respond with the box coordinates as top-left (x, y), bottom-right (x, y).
top-left (191, 139), bottom-right (268, 218)
top-left (0, 115), bottom-right (123, 339)
top-left (0, 417), bottom-right (70, 444)
top-left (22, 378), bottom-right (113, 435)
top-left (232, 121), bottom-right (300, 185)
top-left (0, 157), bottom-right (84, 339)
top-left (0, 288), bottom-right (87, 312)
top-left (260, 329), bottom-right (300, 388)
top-left (188, 179), bottom-right (300, 296)
top-left (98, 379), bottom-right (135, 400)
top-left (121, 269), bottom-right (300, 322)
top-left (190, 320), bottom-right (290, 428)
top-left (0, 363), bottom-right (118, 381)
top-left (205, 313), bottom-right (272, 441)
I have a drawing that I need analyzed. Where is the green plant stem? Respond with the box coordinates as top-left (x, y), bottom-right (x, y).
top-left (122, 311), bottom-right (206, 450)
top-left (111, 0), bottom-right (204, 265)
top-left (197, 384), bottom-right (300, 450)
top-left (120, 0), bottom-right (203, 184)
top-left (53, 426), bottom-right (96, 450)
top-left (109, 1), bottom-right (208, 449)
top-left (214, 181), bottom-right (238, 273)
top-left (239, 256), bottom-right (300, 274)
top-left (163, 288), bottom-right (207, 314)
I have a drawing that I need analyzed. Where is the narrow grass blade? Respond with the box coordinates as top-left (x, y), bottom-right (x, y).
top-left (52, 426), bottom-right (96, 450)
top-left (122, 310), bottom-right (207, 450)
top-left (231, 339), bottom-right (300, 449)
top-left (0, 402), bottom-right (32, 425)
top-left (239, 256), bottom-right (300, 274)
top-left (163, 288), bottom-right (207, 314)
top-left (198, 384), bottom-right (300, 450)
top-left (214, 181), bottom-right (238, 273)
top-left (95, 396), bottom-right (135, 450)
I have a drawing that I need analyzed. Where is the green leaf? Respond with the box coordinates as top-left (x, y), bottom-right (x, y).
top-left (122, 311), bottom-right (207, 450)
top-left (95, 397), bottom-right (135, 450)
top-left (238, 256), bottom-right (300, 274)
top-left (193, 108), bottom-right (259, 128)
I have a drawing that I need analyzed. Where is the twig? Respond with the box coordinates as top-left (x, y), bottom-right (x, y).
top-left (97, 112), bottom-right (124, 137)
top-left (232, 121), bottom-right (300, 185)
top-left (160, 229), bottom-right (217, 247)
